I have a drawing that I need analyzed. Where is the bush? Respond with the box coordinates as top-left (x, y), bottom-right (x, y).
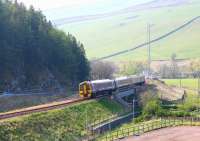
top-left (90, 60), bottom-right (117, 80)
top-left (142, 98), bottom-right (164, 119)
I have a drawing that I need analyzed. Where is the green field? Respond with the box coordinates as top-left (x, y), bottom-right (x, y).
top-left (0, 98), bottom-right (124, 141)
top-left (60, 0), bottom-right (200, 61)
top-left (163, 79), bottom-right (199, 90)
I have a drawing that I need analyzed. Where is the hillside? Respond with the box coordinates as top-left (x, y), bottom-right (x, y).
top-left (60, 0), bottom-right (200, 61)
top-left (0, 0), bottom-right (89, 92)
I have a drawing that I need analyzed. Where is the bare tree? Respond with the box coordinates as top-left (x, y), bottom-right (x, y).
top-left (190, 59), bottom-right (200, 78)
top-left (90, 60), bottom-right (117, 80)
top-left (119, 61), bottom-right (147, 76)
top-left (159, 64), bottom-right (171, 78)
top-left (170, 53), bottom-right (179, 78)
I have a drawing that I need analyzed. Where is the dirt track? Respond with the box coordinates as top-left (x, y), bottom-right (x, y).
top-left (122, 126), bottom-right (200, 141)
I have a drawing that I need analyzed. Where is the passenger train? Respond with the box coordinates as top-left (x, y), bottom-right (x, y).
top-left (79, 75), bottom-right (145, 98)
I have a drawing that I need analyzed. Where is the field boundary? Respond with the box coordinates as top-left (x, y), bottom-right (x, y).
top-left (97, 117), bottom-right (200, 141)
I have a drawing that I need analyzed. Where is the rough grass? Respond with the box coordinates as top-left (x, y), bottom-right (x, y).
top-left (60, 0), bottom-right (200, 61)
top-left (0, 98), bottom-right (124, 141)
top-left (163, 79), bottom-right (199, 90)
top-left (163, 79), bottom-right (200, 114)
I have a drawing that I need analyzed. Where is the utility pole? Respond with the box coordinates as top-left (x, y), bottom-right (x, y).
top-left (133, 99), bottom-right (135, 119)
top-left (198, 72), bottom-right (200, 95)
top-left (147, 24), bottom-right (151, 78)
top-left (180, 72), bottom-right (182, 88)
top-left (198, 72), bottom-right (200, 111)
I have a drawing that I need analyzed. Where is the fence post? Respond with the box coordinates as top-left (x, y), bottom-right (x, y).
top-left (143, 124), bottom-right (144, 133)
top-left (174, 117), bottom-right (175, 126)
top-left (122, 128), bottom-right (124, 138)
top-left (128, 128), bottom-right (130, 136)
top-left (182, 117), bottom-right (184, 125)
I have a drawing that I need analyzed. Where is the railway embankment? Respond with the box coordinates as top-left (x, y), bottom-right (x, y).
top-left (0, 98), bottom-right (124, 140)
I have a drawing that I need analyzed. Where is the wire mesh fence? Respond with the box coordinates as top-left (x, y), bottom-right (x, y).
top-left (97, 116), bottom-right (200, 141)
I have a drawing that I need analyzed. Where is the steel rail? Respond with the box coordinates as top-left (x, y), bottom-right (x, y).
top-left (0, 97), bottom-right (89, 120)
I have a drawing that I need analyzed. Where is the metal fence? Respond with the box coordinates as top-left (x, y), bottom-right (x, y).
top-left (98, 117), bottom-right (200, 141)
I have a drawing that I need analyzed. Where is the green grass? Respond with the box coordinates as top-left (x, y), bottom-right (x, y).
top-left (163, 79), bottom-right (199, 90)
top-left (163, 78), bottom-right (200, 112)
top-left (60, 0), bottom-right (200, 61)
top-left (0, 98), bottom-right (124, 141)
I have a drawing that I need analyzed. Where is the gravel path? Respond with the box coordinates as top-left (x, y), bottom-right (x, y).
top-left (122, 126), bottom-right (200, 141)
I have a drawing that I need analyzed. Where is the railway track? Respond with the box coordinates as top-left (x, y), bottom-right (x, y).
top-left (0, 96), bottom-right (88, 120)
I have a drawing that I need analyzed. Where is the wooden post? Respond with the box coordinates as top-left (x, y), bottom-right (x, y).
top-left (182, 117), bottom-right (183, 125)
top-left (174, 118), bottom-right (175, 126)
top-left (191, 117), bottom-right (193, 126)
top-left (142, 124), bottom-right (144, 133)
top-left (128, 128), bottom-right (130, 136)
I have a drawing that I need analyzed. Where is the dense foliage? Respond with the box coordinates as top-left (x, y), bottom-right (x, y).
top-left (0, 0), bottom-right (90, 91)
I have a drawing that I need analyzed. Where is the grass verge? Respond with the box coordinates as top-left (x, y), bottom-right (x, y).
top-left (0, 98), bottom-right (124, 141)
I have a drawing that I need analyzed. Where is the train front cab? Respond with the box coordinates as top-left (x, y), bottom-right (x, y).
top-left (79, 81), bottom-right (92, 98)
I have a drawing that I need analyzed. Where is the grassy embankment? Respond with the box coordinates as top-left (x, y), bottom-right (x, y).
top-left (0, 98), bottom-right (124, 141)
top-left (163, 78), bottom-right (200, 116)
top-left (97, 79), bottom-right (200, 140)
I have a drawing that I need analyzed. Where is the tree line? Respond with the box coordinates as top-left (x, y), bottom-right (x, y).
top-left (0, 0), bottom-right (90, 92)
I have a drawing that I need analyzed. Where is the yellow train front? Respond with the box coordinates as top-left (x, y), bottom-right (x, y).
top-left (79, 75), bottom-right (145, 98)
top-left (79, 81), bottom-right (92, 98)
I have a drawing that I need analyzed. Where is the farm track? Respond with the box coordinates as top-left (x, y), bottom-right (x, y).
top-left (95, 16), bottom-right (200, 61)
top-left (0, 96), bottom-right (89, 120)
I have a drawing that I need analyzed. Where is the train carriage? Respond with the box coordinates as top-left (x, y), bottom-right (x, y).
top-left (90, 79), bottom-right (115, 97)
top-left (79, 75), bottom-right (145, 98)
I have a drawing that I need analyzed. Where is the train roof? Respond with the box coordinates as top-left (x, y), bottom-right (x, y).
top-left (91, 79), bottom-right (113, 84)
